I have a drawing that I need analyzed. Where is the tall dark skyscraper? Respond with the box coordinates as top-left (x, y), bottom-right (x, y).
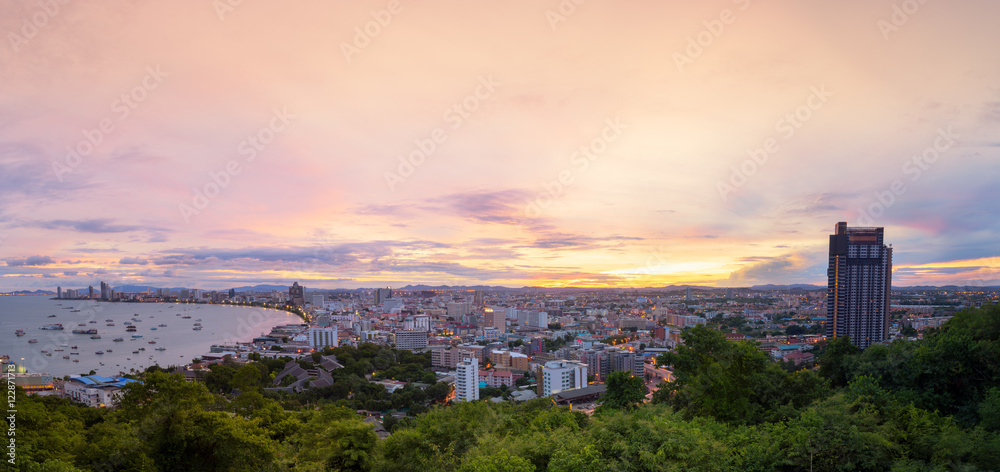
top-left (826, 222), bottom-right (893, 349)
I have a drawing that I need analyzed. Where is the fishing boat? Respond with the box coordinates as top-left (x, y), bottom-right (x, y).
top-left (72, 328), bottom-right (98, 335)
top-left (72, 359), bottom-right (79, 363)
top-left (158, 324), bottom-right (167, 327)
top-left (148, 341), bottom-right (156, 344)
top-left (155, 347), bottom-right (166, 351)
top-left (193, 326), bottom-right (202, 331)
top-left (113, 337), bottom-right (124, 342)
top-left (28, 339), bottom-right (38, 343)
top-left (195, 319), bottom-right (202, 322)
top-left (150, 327), bottom-right (157, 331)
top-left (70, 309), bottom-right (80, 312)
top-left (105, 319), bottom-right (114, 322)
top-left (88, 320), bottom-right (97, 324)
top-left (106, 349), bottom-right (112, 353)
top-left (126, 326), bottom-right (137, 332)
top-left (106, 323), bottom-right (115, 326)
top-left (132, 350), bottom-right (139, 354)
top-left (95, 350), bottom-right (104, 355)
top-left (47, 314), bottom-right (57, 318)
top-left (91, 335), bottom-right (101, 339)
top-left (132, 335), bottom-right (143, 338)
top-left (71, 345), bottom-right (77, 349)
top-left (78, 323), bottom-right (86, 327)
top-left (182, 315), bottom-right (192, 319)
top-left (70, 352), bottom-right (79, 355)
top-left (40, 324), bottom-right (64, 330)
top-left (14, 329), bottom-right (25, 336)
top-left (62, 355), bottom-right (70, 359)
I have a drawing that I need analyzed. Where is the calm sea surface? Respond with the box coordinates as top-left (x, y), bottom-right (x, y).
top-left (0, 296), bottom-right (301, 377)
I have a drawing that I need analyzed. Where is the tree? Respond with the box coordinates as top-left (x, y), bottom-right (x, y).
top-left (599, 371), bottom-right (647, 411)
top-left (816, 335), bottom-right (861, 387)
top-left (326, 420), bottom-right (378, 471)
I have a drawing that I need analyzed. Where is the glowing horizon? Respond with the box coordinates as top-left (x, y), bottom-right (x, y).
top-left (2, 1), bottom-right (999, 291)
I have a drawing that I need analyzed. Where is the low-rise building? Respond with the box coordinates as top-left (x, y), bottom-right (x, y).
top-left (63, 375), bottom-right (139, 408)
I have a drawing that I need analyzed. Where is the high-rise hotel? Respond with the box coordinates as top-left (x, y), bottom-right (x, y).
top-left (826, 222), bottom-right (893, 349)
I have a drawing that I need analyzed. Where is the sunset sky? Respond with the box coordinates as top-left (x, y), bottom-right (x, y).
top-left (2, 0), bottom-right (999, 291)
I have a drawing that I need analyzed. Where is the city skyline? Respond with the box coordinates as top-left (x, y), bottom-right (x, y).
top-left (3, 1), bottom-right (1000, 292)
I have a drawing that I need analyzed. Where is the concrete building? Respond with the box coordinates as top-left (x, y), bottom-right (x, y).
top-left (289, 282), bottom-right (305, 306)
top-left (308, 326), bottom-right (338, 349)
top-left (395, 329), bottom-right (428, 351)
top-left (455, 357), bottom-right (480, 402)
top-left (826, 222), bottom-right (893, 349)
top-left (542, 360), bottom-right (587, 396)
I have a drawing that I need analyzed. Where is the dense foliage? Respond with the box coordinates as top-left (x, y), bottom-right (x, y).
top-left (10, 304), bottom-right (1000, 471)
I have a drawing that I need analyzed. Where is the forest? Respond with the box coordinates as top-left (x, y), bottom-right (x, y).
top-left (10, 303), bottom-right (1000, 471)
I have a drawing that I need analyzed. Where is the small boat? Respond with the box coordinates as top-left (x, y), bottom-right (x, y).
top-left (88, 320), bottom-right (97, 324)
top-left (40, 350), bottom-right (48, 353)
top-left (63, 355), bottom-right (70, 359)
top-left (96, 350), bottom-right (104, 355)
top-left (14, 329), bottom-right (25, 336)
top-left (132, 335), bottom-right (143, 338)
top-left (91, 335), bottom-right (101, 339)
top-left (113, 338), bottom-right (124, 342)
top-left (106, 323), bottom-right (115, 326)
top-left (158, 324), bottom-right (167, 327)
top-left (139, 347), bottom-right (145, 351)
top-left (78, 323), bottom-right (86, 327)
top-left (132, 350), bottom-right (139, 354)
top-left (155, 347), bottom-right (166, 351)
top-left (40, 324), bottom-right (64, 330)
top-left (47, 314), bottom-right (57, 318)
top-left (71, 345), bottom-right (77, 349)
top-left (148, 341), bottom-right (156, 344)
top-left (193, 326), bottom-right (202, 331)
top-left (182, 315), bottom-right (191, 319)
top-left (28, 339), bottom-right (38, 343)
top-left (195, 319), bottom-right (202, 322)
top-left (72, 359), bottom-right (79, 362)
top-left (106, 349), bottom-right (113, 353)
top-left (150, 327), bottom-right (157, 331)
top-left (105, 319), bottom-right (114, 322)
top-left (72, 328), bottom-right (98, 335)
top-left (70, 352), bottom-right (79, 355)
top-left (70, 310), bottom-right (80, 312)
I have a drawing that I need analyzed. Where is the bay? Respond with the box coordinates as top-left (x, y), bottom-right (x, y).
top-left (0, 296), bottom-right (301, 378)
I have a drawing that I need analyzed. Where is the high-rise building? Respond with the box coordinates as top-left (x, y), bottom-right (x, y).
top-left (394, 329), bottom-right (428, 351)
top-left (541, 360), bottom-right (587, 396)
top-left (375, 287), bottom-right (393, 306)
top-left (229, 288), bottom-right (236, 299)
top-left (484, 307), bottom-right (505, 330)
top-left (826, 222), bottom-right (893, 349)
top-left (309, 327), bottom-right (338, 348)
top-left (57, 286), bottom-right (62, 299)
top-left (289, 282), bottom-right (305, 306)
top-left (455, 357), bottom-right (480, 402)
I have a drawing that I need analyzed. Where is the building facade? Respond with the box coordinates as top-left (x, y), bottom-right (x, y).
top-left (826, 222), bottom-right (893, 349)
top-left (541, 360), bottom-right (587, 396)
top-left (308, 327), bottom-right (338, 349)
top-left (455, 357), bottom-right (480, 402)
top-left (394, 329), bottom-right (428, 351)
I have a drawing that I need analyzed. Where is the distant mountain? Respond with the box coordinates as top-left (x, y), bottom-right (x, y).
top-left (749, 284), bottom-right (826, 291)
top-left (397, 284), bottom-right (515, 291)
top-left (896, 285), bottom-right (1000, 291)
top-left (113, 285), bottom-right (191, 293)
top-left (6, 289), bottom-right (55, 295)
top-left (231, 284), bottom-right (290, 292)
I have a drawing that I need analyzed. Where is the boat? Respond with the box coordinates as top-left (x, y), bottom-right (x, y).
top-left (72, 359), bottom-right (79, 363)
top-left (182, 315), bottom-right (191, 319)
top-left (40, 350), bottom-right (48, 353)
top-left (113, 338), bottom-right (124, 342)
top-left (105, 319), bottom-right (114, 322)
top-left (155, 347), bottom-right (166, 351)
top-left (72, 328), bottom-right (98, 335)
top-left (139, 347), bottom-right (145, 351)
top-left (47, 314), bottom-right (57, 318)
top-left (70, 352), bottom-right (79, 355)
top-left (131, 335), bottom-right (143, 338)
top-left (95, 351), bottom-right (104, 355)
top-left (40, 324), bottom-right (64, 330)
top-left (70, 310), bottom-right (80, 312)
top-left (193, 322), bottom-right (202, 326)
top-left (126, 326), bottom-right (137, 332)
top-left (71, 345), bottom-right (77, 349)
top-left (106, 323), bottom-right (115, 326)
top-left (158, 324), bottom-right (167, 327)
top-left (78, 323), bottom-right (86, 327)
top-left (14, 329), bottom-right (25, 336)
top-left (63, 355), bottom-right (70, 359)
top-left (88, 320), bottom-right (97, 324)
top-left (132, 350), bottom-right (139, 354)
top-left (150, 327), bottom-right (157, 331)
top-left (91, 335), bottom-right (101, 339)
top-left (195, 319), bottom-right (202, 322)
top-left (28, 339), bottom-right (38, 343)
top-left (193, 326), bottom-right (202, 331)
top-left (148, 341), bottom-right (156, 344)
top-left (106, 349), bottom-right (112, 353)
